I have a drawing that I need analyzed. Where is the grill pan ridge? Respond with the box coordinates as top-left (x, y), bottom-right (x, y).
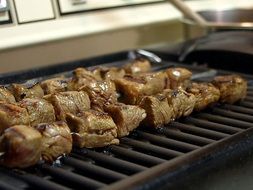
top-left (0, 51), bottom-right (253, 190)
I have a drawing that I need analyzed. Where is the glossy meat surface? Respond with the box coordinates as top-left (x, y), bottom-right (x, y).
top-left (138, 93), bottom-right (173, 128)
top-left (66, 111), bottom-right (119, 148)
top-left (19, 98), bottom-right (56, 126)
top-left (10, 83), bottom-right (44, 101)
top-left (166, 67), bottom-right (192, 90)
top-left (164, 89), bottom-right (196, 120)
top-left (0, 125), bottom-right (42, 168)
top-left (187, 82), bottom-right (220, 111)
top-left (41, 77), bottom-right (69, 94)
top-left (115, 72), bottom-right (168, 104)
top-left (213, 75), bottom-right (247, 104)
top-left (46, 91), bottom-right (90, 121)
top-left (0, 102), bottom-right (30, 134)
top-left (36, 122), bottom-right (72, 162)
top-left (123, 58), bottom-right (151, 74)
top-left (92, 67), bottom-right (125, 81)
top-left (68, 68), bottom-right (101, 91)
top-left (0, 86), bottom-right (16, 103)
top-left (105, 103), bottom-right (146, 137)
top-left (80, 80), bottom-right (117, 111)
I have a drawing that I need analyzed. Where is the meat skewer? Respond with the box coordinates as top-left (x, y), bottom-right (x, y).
top-left (19, 98), bottom-right (56, 126)
top-left (0, 58), bottom-right (248, 168)
top-left (213, 75), bottom-right (247, 104)
top-left (0, 102), bottom-right (30, 134)
top-left (0, 86), bottom-right (16, 103)
top-left (186, 82), bottom-right (220, 111)
top-left (123, 58), bottom-right (152, 74)
top-left (0, 125), bottom-right (42, 168)
top-left (41, 77), bottom-right (69, 94)
top-left (66, 110), bottom-right (119, 148)
top-left (10, 83), bottom-right (44, 101)
top-left (45, 91), bottom-right (91, 121)
top-left (36, 121), bottom-right (72, 163)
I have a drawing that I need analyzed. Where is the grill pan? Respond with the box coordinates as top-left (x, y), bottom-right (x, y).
top-left (0, 51), bottom-right (253, 190)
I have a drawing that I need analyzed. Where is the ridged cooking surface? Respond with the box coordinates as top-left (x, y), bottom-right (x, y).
top-left (0, 61), bottom-right (253, 190)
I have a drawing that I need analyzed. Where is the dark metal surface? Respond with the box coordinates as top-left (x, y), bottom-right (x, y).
top-left (0, 51), bottom-right (253, 190)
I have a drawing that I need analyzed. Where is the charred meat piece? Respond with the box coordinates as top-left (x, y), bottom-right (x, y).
top-left (0, 102), bottom-right (30, 134)
top-left (0, 125), bottom-right (42, 168)
top-left (213, 75), bottom-right (247, 104)
top-left (68, 68), bottom-right (101, 91)
top-left (36, 122), bottom-right (72, 163)
top-left (80, 80), bottom-right (117, 111)
top-left (137, 94), bottom-right (173, 128)
top-left (41, 77), bottom-right (69, 94)
top-left (187, 82), bottom-right (220, 111)
top-left (92, 67), bottom-right (125, 81)
top-left (66, 111), bottom-right (119, 148)
top-left (166, 67), bottom-right (192, 89)
top-left (104, 103), bottom-right (146, 137)
top-left (115, 72), bottom-right (168, 104)
top-left (164, 89), bottom-right (196, 120)
top-left (123, 58), bottom-right (151, 74)
top-left (10, 83), bottom-right (44, 101)
top-left (46, 91), bottom-right (90, 121)
top-left (0, 86), bottom-right (16, 103)
top-left (19, 98), bottom-right (55, 126)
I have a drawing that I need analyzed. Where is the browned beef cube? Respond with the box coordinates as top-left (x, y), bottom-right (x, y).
top-left (0, 125), bottom-right (42, 168)
top-left (166, 67), bottom-right (192, 89)
top-left (92, 67), bottom-right (125, 81)
top-left (187, 82), bottom-right (220, 111)
top-left (66, 111), bottom-right (119, 148)
top-left (10, 83), bottom-right (44, 101)
top-left (164, 89), bottom-right (196, 120)
top-left (0, 86), bottom-right (16, 103)
top-left (41, 77), bottom-right (69, 94)
top-left (19, 98), bottom-right (55, 126)
top-left (46, 91), bottom-right (90, 121)
top-left (138, 94), bottom-right (173, 128)
top-left (68, 68), bottom-right (101, 91)
top-left (80, 80), bottom-right (117, 111)
top-left (123, 58), bottom-right (151, 74)
top-left (0, 102), bottom-right (30, 134)
top-left (115, 72), bottom-right (168, 104)
top-left (213, 75), bottom-right (247, 104)
top-left (36, 122), bottom-right (72, 163)
top-left (104, 103), bottom-right (146, 137)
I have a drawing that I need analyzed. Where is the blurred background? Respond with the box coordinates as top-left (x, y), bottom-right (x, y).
top-left (0, 0), bottom-right (253, 73)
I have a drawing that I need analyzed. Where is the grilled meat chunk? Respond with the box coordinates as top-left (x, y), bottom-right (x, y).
top-left (41, 77), bottom-right (69, 94)
top-left (46, 91), bottom-right (90, 121)
top-left (19, 98), bottom-right (55, 126)
top-left (104, 103), bottom-right (146, 137)
top-left (0, 102), bottom-right (30, 134)
top-left (66, 111), bottom-right (119, 148)
top-left (80, 80), bottom-right (117, 111)
top-left (10, 83), bottom-right (44, 101)
top-left (164, 89), bottom-right (196, 120)
top-left (115, 72), bottom-right (168, 104)
top-left (36, 122), bottom-right (72, 163)
top-left (166, 67), bottom-right (192, 89)
top-left (123, 58), bottom-right (151, 74)
top-left (213, 75), bottom-right (247, 104)
top-left (68, 68), bottom-right (101, 91)
top-left (0, 86), bottom-right (16, 103)
top-left (187, 82), bottom-right (220, 111)
top-left (92, 67), bottom-right (125, 81)
top-left (138, 94), bottom-right (173, 128)
top-left (0, 125), bottom-right (42, 168)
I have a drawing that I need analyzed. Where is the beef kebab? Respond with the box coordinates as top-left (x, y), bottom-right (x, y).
top-left (0, 58), bottom-right (248, 168)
